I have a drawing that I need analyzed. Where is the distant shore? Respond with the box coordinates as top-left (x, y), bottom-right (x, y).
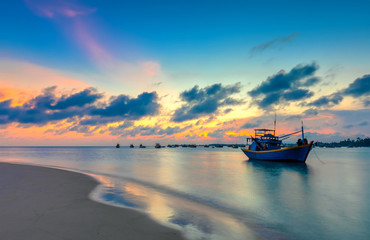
top-left (0, 162), bottom-right (184, 240)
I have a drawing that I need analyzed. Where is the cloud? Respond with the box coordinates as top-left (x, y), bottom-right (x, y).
top-left (284, 108), bottom-right (319, 121)
top-left (364, 99), bottom-right (370, 107)
top-left (301, 77), bottom-right (321, 87)
top-left (343, 124), bottom-right (354, 129)
top-left (69, 125), bottom-right (96, 135)
top-left (158, 126), bottom-right (190, 135)
top-left (91, 92), bottom-right (160, 119)
top-left (342, 74), bottom-right (370, 97)
top-left (282, 89), bottom-right (314, 101)
top-left (223, 108), bottom-right (233, 114)
top-left (0, 87), bottom-right (101, 125)
top-left (359, 121), bottom-right (368, 126)
top-left (22, 86), bottom-right (102, 111)
top-left (344, 121), bottom-right (368, 129)
top-left (241, 120), bottom-right (262, 129)
top-left (52, 88), bottom-right (103, 110)
top-left (207, 129), bottom-right (226, 139)
top-left (248, 63), bottom-right (319, 109)
top-left (24, 0), bottom-right (97, 19)
top-left (172, 83), bottom-right (243, 122)
top-left (307, 93), bottom-right (343, 108)
top-left (79, 117), bottom-right (122, 126)
top-left (250, 32), bottom-right (299, 57)
top-left (306, 74), bottom-right (370, 108)
top-left (302, 108), bottom-right (319, 116)
top-left (0, 87), bottom-right (160, 126)
top-left (109, 124), bottom-right (191, 137)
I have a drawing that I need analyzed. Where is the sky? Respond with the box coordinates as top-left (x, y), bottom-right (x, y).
top-left (0, 0), bottom-right (369, 146)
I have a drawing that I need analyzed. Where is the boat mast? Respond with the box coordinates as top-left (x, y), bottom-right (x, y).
top-left (301, 121), bottom-right (305, 142)
top-left (273, 112), bottom-right (276, 136)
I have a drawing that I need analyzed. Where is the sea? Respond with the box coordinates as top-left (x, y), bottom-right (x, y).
top-left (0, 146), bottom-right (369, 240)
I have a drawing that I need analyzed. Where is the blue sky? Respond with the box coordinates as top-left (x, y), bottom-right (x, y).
top-left (3, 0), bottom-right (370, 73)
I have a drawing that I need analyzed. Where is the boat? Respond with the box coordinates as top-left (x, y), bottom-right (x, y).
top-left (139, 144), bottom-right (146, 148)
top-left (241, 122), bottom-right (313, 162)
top-left (155, 143), bottom-right (161, 148)
top-left (116, 143), bottom-right (120, 148)
top-left (129, 144), bottom-right (134, 148)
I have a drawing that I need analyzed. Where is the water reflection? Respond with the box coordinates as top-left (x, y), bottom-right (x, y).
top-left (246, 160), bottom-right (310, 176)
top-left (89, 173), bottom-right (260, 240)
top-left (243, 160), bottom-right (313, 238)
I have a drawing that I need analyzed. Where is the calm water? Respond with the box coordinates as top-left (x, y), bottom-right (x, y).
top-left (0, 146), bottom-right (369, 240)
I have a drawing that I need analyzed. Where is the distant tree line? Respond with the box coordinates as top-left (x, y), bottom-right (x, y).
top-left (316, 137), bottom-right (370, 147)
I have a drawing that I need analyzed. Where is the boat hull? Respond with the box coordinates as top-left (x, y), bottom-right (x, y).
top-left (241, 142), bottom-right (313, 162)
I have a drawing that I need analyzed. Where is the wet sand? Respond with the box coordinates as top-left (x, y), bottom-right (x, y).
top-left (0, 162), bottom-right (185, 240)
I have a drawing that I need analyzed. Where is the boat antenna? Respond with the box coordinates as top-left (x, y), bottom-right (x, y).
top-left (273, 112), bottom-right (277, 135)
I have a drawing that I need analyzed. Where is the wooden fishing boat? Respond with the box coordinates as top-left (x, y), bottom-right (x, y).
top-left (241, 123), bottom-right (313, 162)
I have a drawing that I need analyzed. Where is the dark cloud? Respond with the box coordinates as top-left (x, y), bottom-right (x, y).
top-left (344, 120), bottom-right (368, 129)
top-left (52, 88), bottom-right (102, 110)
top-left (359, 121), bottom-right (368, 126)
top-left (108, 121), bottom-right (135, 136)
top-left (0, 99), bottom-right (85, 125)
top-left (307, 74), bottom-right (370, 108)
top-left (207, 129), bottom-right (226, 139)
top-left (364, 99), bottom-right (370, 107)
top-left (343, 74), bottom-right (370, 97)
top-left (221, 97), bottom-right (245, 106)
top-left (250, 32), bottom-right (299, 57)
top-left (307, 93), bottom-right (343, 108)
top-left (302, 77), bottom-right (321, 87)
top-left (248, 63), bottom-right (319, 109)
top-left (111, 125), bottom-right (191, 137)
top-left (79, 117), bottom-right (123, 126)
top-left (241, 120), bottom-right (262, 129)
top-left (70, 125), bottom-right (97, 135)
top-left (303, 108), bottom-right (318, 116)
top-left (282, 89), bottom-right (314, 101)
top-left (91, 92), bottom-right (160, 119)
top-left (0, 87), bottom-right (161, 126)
top-left (172, 83), bottom-right (243, 122)
top-left (158, 126), bottom-right (190, 135)
top-left (250, 63), bottom-right (318, 96)
top-left (21, 87), bottom-right (102, 111)
top-left (285, 108), bottom-right (319, 121)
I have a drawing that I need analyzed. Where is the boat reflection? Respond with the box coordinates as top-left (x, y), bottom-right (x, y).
top-left (246, 160), bottom-right (309, 176)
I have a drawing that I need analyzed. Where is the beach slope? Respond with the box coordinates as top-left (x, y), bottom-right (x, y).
top-left (0, 162), bottom-right (184, 240)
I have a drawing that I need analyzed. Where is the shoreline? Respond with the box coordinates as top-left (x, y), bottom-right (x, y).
top-left (0, 162), bottom-right (185, 240)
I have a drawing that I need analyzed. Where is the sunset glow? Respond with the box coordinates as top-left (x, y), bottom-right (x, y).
top-left (0, 0), bottom-right (369, 145)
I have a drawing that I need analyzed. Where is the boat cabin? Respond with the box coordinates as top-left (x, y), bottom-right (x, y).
top-left (246, 129), bottom-right (282, 151)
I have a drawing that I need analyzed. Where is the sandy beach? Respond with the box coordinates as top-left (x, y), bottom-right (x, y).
top-left (0, 162), bottom-right (185, 240)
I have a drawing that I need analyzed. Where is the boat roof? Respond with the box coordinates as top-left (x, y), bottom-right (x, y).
top-left (254, 128), bottom-right (275, 132)
top-left (263, 133), bottom-right (276, 138)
